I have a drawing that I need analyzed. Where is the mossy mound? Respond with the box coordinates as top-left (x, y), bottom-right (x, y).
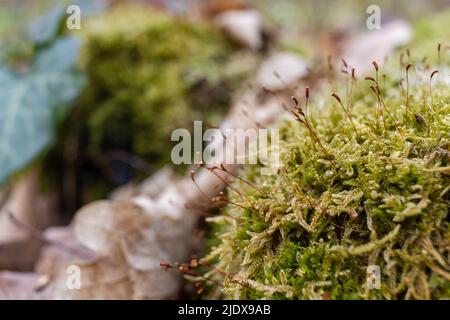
top-left (49, 6), bottom-right (257, 206)
top-left (205, 49), bottom-right (450, 299)
top-left (78, 6), bottom-right (252, 176)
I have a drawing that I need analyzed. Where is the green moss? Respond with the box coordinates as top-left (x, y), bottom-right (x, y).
top-left (48, 6), bottom-right (257, 205)
top-left (78, 5), bottom-right (252, 175)
top-left (204, 13), bottom-right (450, 298)
top-left (206, 79), bottom-right (449, 299)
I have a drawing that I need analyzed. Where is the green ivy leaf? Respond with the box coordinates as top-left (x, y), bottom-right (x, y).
top-left (34, 37), bottom-right (80, 72)
top-left (28, 5), bottom-right (66, 45)
top-left (0, 37), bottom-right (85, 184)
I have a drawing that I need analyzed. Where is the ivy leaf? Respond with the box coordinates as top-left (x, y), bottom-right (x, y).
top-left (28, 5), bottom-right (66, 45)
top-left (34, 37), bottom-right (80, 73)
top-left (0, 37), bottom-right (85, 184)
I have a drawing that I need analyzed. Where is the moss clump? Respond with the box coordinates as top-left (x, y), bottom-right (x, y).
top-left (78, 6), bottom-right (252, 176)
top-left (204, 49), bottom-right (450, 299)
top-left (49, 6), bottom-right (257, 206)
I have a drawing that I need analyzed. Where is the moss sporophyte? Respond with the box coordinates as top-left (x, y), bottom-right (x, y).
top-left (201, 47), bottom-right (450, 299)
